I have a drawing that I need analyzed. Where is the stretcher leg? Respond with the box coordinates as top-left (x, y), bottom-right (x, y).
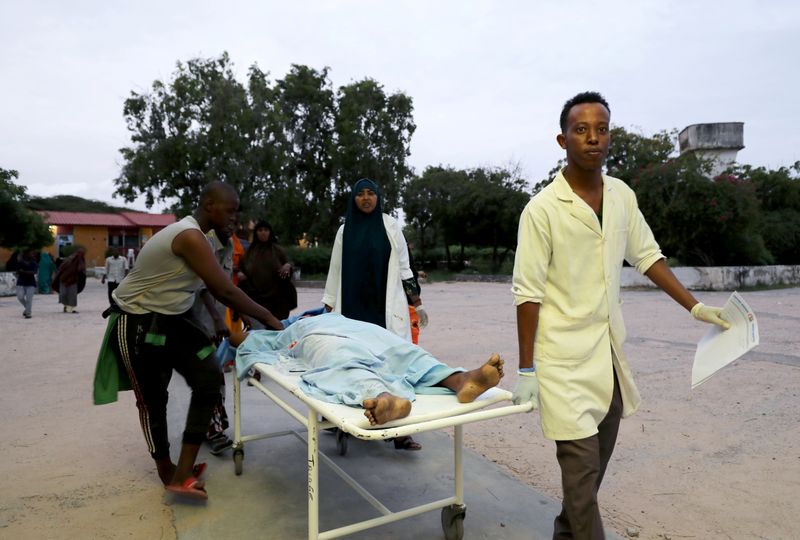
top-left (308, 410), bottom-right (319, 540)
top-left (233, 371), bottom-right (244, 475)
top-left (441, 424), bottom-right (466, 540)
top-left (335, 429), bottom-right (349, 456)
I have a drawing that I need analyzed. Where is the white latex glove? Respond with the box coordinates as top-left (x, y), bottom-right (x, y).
top-left (691, 302), bottom-right (731, 330)
top-left (416, 304), bottom-right (429, 328)
top-left (512, 371), bottom-right (539, 409)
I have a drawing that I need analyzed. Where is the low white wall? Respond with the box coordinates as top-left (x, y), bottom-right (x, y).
top-left (0, 272), bottom-right (15, 296)
top-left (621, 265), bottom-right (800, 291)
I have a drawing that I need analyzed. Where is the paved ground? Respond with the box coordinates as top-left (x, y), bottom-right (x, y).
top-left (1, 278), bottom-right (797, 539)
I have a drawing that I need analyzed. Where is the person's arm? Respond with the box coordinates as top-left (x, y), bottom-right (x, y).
top-left (172, 229), bottom-right (283, 330)
top-left (513, 301), bottom-right (541, 408)
top-left (102, 259), bottom-right (108, 284)
top-left (645, 259), bottom-right (730, 328)
top-left (321, 226), bottom-right (343, 310)
top-left (276, 246), bottom-right (292, 279)
top-left (516, 301), bottom-right (540, 370)
top-left (625, 189), bottom-right (729, 329)
top-left (510, 201), bottom-right (551, 409)
top-left (644, 259), bottom-right (698, 310)
top-left (200, 288), bottom-right (229, 342)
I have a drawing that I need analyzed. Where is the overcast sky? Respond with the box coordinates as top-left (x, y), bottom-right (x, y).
top-left (2, 0), bottom-right (798, 212)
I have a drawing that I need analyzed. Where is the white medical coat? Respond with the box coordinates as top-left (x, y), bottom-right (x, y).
top-left (323, 213), bottom-right (414, 341)
top-left (512, 171), bottom-right (664, 440)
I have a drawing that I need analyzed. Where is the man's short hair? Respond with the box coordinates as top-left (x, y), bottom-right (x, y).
top-left (559, 91), bottom-right (610, 133)
top-left (199, 181), bottom-right (238, 206)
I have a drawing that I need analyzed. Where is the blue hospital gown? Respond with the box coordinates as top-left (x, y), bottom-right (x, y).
top-left (235, 313), bottom-right (463, 406)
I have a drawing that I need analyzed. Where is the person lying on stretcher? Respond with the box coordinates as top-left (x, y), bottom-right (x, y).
top-left (229, 312), bottom-right (504, 426)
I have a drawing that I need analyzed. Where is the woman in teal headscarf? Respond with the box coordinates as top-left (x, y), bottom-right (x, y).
top-left (37, 252), bottom-right (56, 294)
top-left (323, 179), bottom-right (428, 337)
top-left (323, 178), bottom-right (428, 450)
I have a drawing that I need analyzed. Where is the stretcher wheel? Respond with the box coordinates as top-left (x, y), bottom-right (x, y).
top-left (335, 429), bottom-right (349, 456)
top-left (233, 448), bottom-right (244, 476)
top-left (441, 504), bottom-right (466, 540)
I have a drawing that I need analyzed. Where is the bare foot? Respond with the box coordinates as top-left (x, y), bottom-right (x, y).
top-left (362, 393), bottom-right (412, 425)
top-left (156, 459), bottom-right (177, 486)
top-left (455, 353), bottom-right (504, 403)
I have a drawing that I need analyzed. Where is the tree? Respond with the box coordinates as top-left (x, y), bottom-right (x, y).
top-left (605, 127), bottom-right (676, 184)
top-left (403, 166), bottom-right (469, 267)
top-left (632, 155), bottom-right (771, 265)
top-left (404, 165), bottom-right (530, 271)
top-left (0, 168), bottom-right (53, 249)
top-left (264, 65), bottom-right (336, 243)
top-left (115, 53), bottom-right (256, 216)
top-left (28, 195), bottom-right (133, 213)
top-left (114, 54), bottom-right (416, 245)
top-left (730, 162), bottom-right (800, 264)
top-left (332, 79), bottom-right (415, 221)
top-left (457, 166), bottom-right (530, 272)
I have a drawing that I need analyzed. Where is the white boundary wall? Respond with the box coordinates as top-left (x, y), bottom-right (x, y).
top-left (622, 265), bottom-right (800, 290)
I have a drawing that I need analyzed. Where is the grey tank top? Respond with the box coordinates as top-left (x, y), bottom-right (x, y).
top-left (112, 216), bottom-right (205, 315)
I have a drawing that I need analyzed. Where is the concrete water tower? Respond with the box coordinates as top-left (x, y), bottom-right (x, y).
top-left (678, 122), bottom-right (744, 177)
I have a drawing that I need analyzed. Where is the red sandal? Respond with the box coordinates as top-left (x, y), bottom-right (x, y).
top-left (165, 476), bottom-right (208, 500)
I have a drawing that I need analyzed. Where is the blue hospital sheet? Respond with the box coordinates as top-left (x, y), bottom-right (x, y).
top-left (235, 313), bottom-right (464, 405)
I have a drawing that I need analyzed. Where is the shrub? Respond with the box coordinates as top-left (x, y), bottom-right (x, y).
top-left (284, 245), bottom-right (333, 276)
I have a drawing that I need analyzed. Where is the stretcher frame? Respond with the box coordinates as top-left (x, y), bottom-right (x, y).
top-left (232, 362), bottom-right (533, 540)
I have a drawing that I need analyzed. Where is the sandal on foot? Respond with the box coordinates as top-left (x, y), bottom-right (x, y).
top-left (392, 436), bottom-right (422, 451)
top-left (165, 477), bottom-right (208, 500)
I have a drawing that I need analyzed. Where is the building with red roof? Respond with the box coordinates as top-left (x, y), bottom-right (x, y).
top-left (36, 210), bottom-right (177, 267)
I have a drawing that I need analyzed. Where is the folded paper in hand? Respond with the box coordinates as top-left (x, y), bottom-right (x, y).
top-left (692, 291), bottom-right (759, 389)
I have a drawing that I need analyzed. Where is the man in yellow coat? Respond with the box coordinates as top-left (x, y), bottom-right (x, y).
top-left (511, 91), bottom-right (730, 540)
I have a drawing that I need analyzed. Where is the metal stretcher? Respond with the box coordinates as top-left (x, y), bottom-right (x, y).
top-left (232, 362), bottom-right (533, 540)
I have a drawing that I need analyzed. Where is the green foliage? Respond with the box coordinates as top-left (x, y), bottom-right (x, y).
top-left (261, 64), bottom-right (336, 243)
top-left (116, 53), bottom-right (255, 216)
top-left (115, 54), bottom-right (415, 244)
top-left (605, 127), bottom-right (677, 184)
top-left (618, 127), bottom-right (774, 265)
top-left (283, 245), bottom-right (333, 275)
top-left (729, 162), bottom-right (800, 264)
top-left (632, 154), bottom-right (771, 265)
top-left (404, 165), bottom-right (468, 263)
top-left (28, 194), bottom-right (134, 213)
top-left (0, 168), bottom-right (53, 249)
top-left (404, 165), bottom-right (530, 272)
top-left (412, 245), bottom-right (515, 274)
top-left (332, 79), bottom-right (416, 217)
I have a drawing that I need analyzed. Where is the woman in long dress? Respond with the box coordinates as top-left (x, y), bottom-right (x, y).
top-left (53, 248), bottom-right (86, 313)
top-left (239, 221), bottom-right (297, 324)
top-left (37, 252), bottom-right (55, 294)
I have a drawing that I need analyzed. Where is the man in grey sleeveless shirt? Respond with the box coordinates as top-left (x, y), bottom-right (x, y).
top-left (101, 181), bottom-right (283, 501)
